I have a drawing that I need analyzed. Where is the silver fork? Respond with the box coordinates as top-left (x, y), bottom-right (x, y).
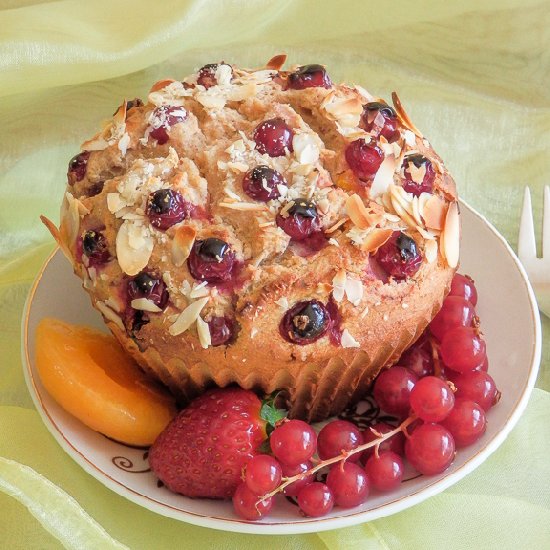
top-left (518, 186), bottom-right (550, 317)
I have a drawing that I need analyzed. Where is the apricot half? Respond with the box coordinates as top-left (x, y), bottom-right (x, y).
top-left (35, 318), bottom-right (177, 446)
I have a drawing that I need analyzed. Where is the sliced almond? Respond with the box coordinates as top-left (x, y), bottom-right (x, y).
top-left (265, 53), bottom-right (287, 70)
top-left (105, 296), bottom-right (123, 313)
top-left (215, 64), bottom-right (233, 87)
top-left (389, 194), bottom-right (418, 229)
top-left (424, 239), bottom-right (438, 264)
top-left (40, 215), bottom-right (72, 261)
top-left (332, 269), bottom-right (347, 302)
top-left (60, 192), bottom-right (86, 251)
top-left (423, 195), bottom-right (448, 231)
top-left (107, 192), bottom-right (126, 214)
top-left (346, 194), bottom-right (375, 229)
top-left (189, 281), bottom-right (210, 299)
top-left (149, 79), bottom-right (178, 94)
top-left (345, 277), bottom-right (363, 306)
top-left (116, 220), bottom-right (154, 276)
top-left (391, 92), bottom-right (424, 138)
top-left (118, 132), bottom-right (131, 156)
top-left (293, 133), bottom-right (320, 165)
top-left (169, 297), bottom-right (209, 336)
top-left (81, 132), bottom-right (109, 152)
top-left (442, 201), bottom-right (460, 268)
top-left (324, 96), bottom-right (363, 118)
top-left (226, 161), bottom-right (249, 173)
top-left (172, 225), bottom-right (196, 267)
top-left (96, 301), bottom-right (125, 331)
top-left (196, 316), bottom-right (212, 349)
top-left (369, 154), bottom-right (397, 198)
top-left (196, 90), bottom-right (226, 110)
top-left (275, 297), bottom-right (289, 309)
top-left (416, 225), bottom-right (438, 240)
top-left (341, 329), bottom-right (360, 348)
top-left (112, 101), bottom-right (127, 128)
top-left (360, 227), bottom-right (393, 253)
top-left (326, 217), bottom-right (349, 233)
top-left (227, 82), bottom-right (258, 102)
top-left (130, 298), bottom-right (163, 313)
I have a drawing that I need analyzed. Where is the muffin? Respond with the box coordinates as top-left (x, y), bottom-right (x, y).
top-left (43, 56), bottom-right (460, 422)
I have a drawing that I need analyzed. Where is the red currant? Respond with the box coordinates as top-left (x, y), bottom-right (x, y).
top-left (281, 461), bottom-right (315, 497)
top-left (409, 376), bottom-right (455, 422)
top-left (401, 154), bottom-right (435, 196)
top-left (373, 366), bottom-right (418, 417)
top-left (345, 138), bottom-right (384, 181)
top-left (288, 64), bottom-right (332, 89)
top-left (326, 462), bottom-right (370, 508)
top-left (270, 420), bottom-right (317, 466)
top-left (405, 423), bottom-right (455, 475)
top-left (375, 231), bottom-right (423, 280)
top-left (400, 339), bottom-right (434, 379)
top-left (232, 482), bottom-right (273, 520)
top-left (253, 118), bottom-right (294, 157)
top-left (429, 296), bottom-right (475, 341)
top-left (449, 273), bottom-right (478, 306)
top-left (440, 327), bottom-right (486, 373)
top-left (317, 420), bottom-right (363, 462)
top-left (360, 102), bottom-right (400, 143)
top-left (365, 451), bottom-right (404, 492)
top-left (441, 398), bottom-right (486, 447)
top-left (244, 454), bottom-right (282, 495)
top-left (297, 482), bottom-right (334, 517)
top-left (361, 422), bottom-right (405, 462)
top-left (453, 370), bottom-right (498, 411)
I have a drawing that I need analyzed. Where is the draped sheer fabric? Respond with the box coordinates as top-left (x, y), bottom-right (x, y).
top-left (1, 1), bottom-right (549, 548)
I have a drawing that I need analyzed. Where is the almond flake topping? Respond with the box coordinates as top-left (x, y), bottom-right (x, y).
top-left (346, 194), bottom-right (384, 229)
top-left (130, 298), bottom-right (163, 313)
top-left (196, 316), bottom-right (212, 349)
top-left (369, 153), bottom-right (397, 198)
top-left (275, 297), bottom-right (289, 309)
top-left (345, 277), bottom-right (364, 306)
top-left (81, 101), bottom-right (127, 152)
top-left (116, 220), bottom-right (154, 276)
top-left (442, 201), bottom-right (460, 268)
top-left (96, 301), bottom-right (125, 331)
top-left (293, 133), bottom-right (320, 165)
top-left (322, 91), bottom-right (363, 128)
top-left (171, 225), bottom-right (197, 267)
top-left (423, 194), bottom-right (448, 231)
top-left (332, 269), bottom-right (347, 302)
top-left (189, 281), bottom-right (210, 299)
top-left (424, 238), bottom-right (438, 264)
top-left (169, 297), bottom-right (210, 336)
top-left (341, 329), bottom-right (360, 348)
top-left (60, 192), bottom-right (88, 249)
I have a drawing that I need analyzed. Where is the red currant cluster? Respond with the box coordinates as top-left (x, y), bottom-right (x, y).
top-left (233, 273), bottom-right (500, 520)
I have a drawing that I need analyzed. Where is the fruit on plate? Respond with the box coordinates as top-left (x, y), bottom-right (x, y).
top-left (35, 318), bottom-right (177, 446)
top-left (149, 387), bottom-right (286, 498)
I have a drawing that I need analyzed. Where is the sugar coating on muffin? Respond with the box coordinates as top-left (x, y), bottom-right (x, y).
top-left (44, 56), bottom-right (460, 421)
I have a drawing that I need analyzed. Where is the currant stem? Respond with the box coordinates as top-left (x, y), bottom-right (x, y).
top-left (258, 415), bottom-right (416, 502)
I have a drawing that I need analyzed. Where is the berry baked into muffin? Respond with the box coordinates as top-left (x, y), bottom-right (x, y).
top-left (43, 56), bottom-right (460, 422)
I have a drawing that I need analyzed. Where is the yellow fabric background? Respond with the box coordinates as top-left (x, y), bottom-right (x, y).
top-left (1, 1), bottom-right (549, 548)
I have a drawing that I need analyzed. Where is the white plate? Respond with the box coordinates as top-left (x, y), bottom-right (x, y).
top-left (21, 200), bottom-right (541, 535)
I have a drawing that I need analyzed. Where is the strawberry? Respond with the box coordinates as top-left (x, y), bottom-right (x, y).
top-left (149, 387), bottom-right (285, 499)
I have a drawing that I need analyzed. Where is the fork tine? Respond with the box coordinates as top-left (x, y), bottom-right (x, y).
top-left (518, 186), bottom-right (537, 259)
top-left (543, 186), bottom-right (550, 259)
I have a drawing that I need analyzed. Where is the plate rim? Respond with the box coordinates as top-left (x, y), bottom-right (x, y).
top-left (21, 198), bottom-right (542, 535)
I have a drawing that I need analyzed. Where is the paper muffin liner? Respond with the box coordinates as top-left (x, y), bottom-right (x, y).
top-left (105, 279), bottom-right (449, 423)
